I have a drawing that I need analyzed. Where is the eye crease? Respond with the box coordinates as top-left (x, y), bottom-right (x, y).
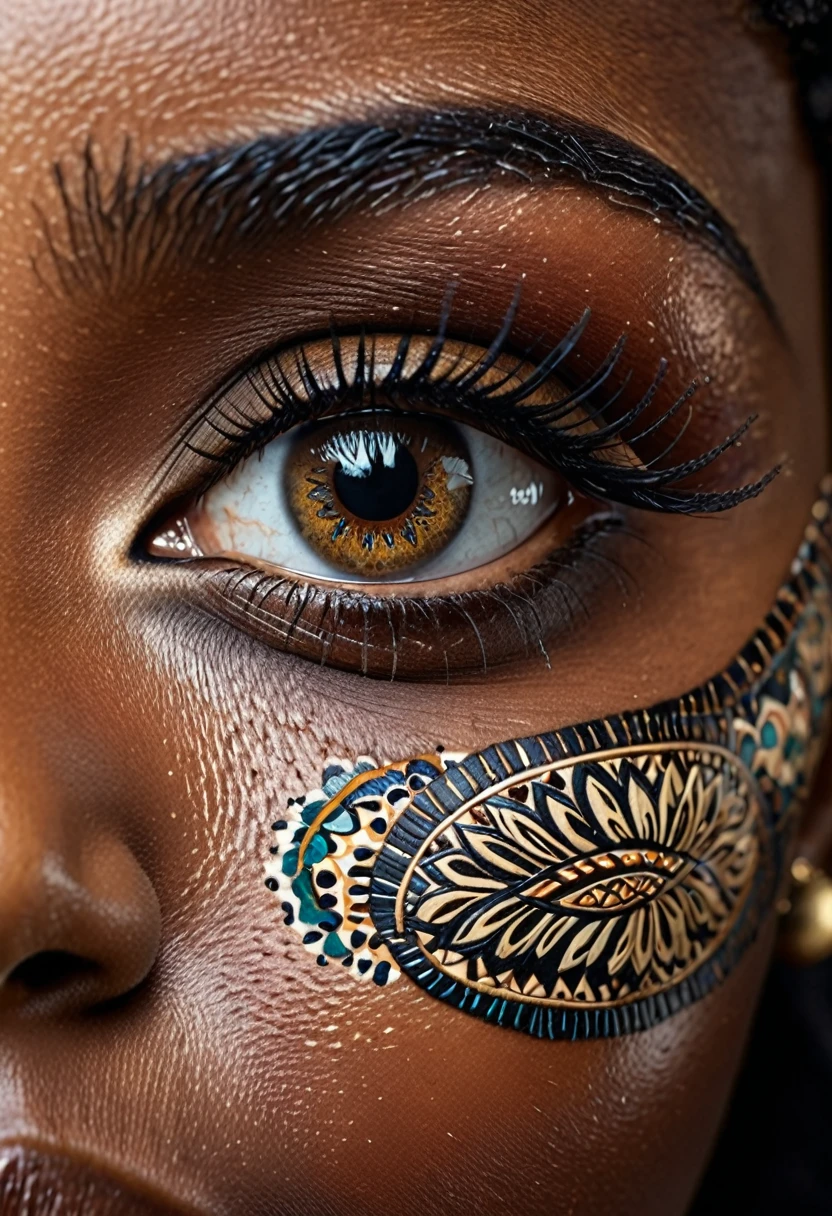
top-left (155, 297), bottom-right (776, 516)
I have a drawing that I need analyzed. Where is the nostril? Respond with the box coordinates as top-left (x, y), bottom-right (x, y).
top-left (0, 839), bottom-right (162, 1014)
top-left (7, 950), bottom-right (101, 992)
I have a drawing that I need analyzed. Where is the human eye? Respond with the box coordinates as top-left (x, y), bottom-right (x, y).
top-left (171, 367), bottom-right (563, 585)
top-left (144, 292), bottom-right (774, 680)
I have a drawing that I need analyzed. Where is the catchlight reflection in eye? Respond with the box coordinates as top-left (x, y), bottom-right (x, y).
top-left (179, 413), bottom-right (563, 583)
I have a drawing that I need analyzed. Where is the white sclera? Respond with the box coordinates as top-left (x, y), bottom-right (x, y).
top-left (197, 421), bottom-right (561, 583)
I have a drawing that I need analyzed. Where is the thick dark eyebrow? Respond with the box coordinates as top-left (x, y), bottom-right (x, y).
top-left (40, 106), bottom-right (767, 306)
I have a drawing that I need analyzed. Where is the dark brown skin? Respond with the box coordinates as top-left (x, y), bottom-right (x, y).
top-left (0, 1), bottom-right (828, 1213)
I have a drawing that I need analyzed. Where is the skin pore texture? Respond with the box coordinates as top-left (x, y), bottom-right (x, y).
top-left (0, 1), bottom-right (829, 1214)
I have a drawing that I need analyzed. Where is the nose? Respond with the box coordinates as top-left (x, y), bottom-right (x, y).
top-left (0, 756), bottom-right (161, 1017)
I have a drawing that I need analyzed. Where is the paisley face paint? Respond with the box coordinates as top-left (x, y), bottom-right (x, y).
top-left (266, 480), bottom-right (832, 1037)
top-left (268, 753), bottom-right (464, 984)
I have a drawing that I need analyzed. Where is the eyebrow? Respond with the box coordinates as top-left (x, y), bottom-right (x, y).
top-left (40, 106), bottom-right (767, 306)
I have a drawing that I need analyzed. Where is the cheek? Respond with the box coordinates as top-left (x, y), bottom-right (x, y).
top-left (114, 604), bottom-right (771, 1216)
top-left (98, 455), bottom-right (832, 1215)
top-left (245, 931), bottom-right (771, 1216)
top-left (144, 708), bottom-right (773, 1215)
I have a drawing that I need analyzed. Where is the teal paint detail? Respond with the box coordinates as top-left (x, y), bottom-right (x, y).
top-left (301, 799), bottom-right (326, 826)
top-left (323, 808), bottom-right (354, 833)
top-left (304, 832), bottom-right (329, 866)
top-left (740, 736), bottom-right (756, 765)
top-left (761, 722), bottom-right (778, 749)
top-left (291, 869), bottom-right (328, 926)
top-left (323, 932), bottom-right (350, 958)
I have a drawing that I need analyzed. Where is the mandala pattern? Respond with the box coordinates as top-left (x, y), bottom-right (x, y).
top-left (396, 748), bottom-right (758, 1009)
top-left (266, 480), bottom-right (832, 1038)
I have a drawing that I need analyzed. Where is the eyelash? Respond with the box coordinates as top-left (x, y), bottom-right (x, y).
top-left (175, 287), bottom-right (778, 516)
top-left (149, 290), bottom-right (778, 680)
top-left (195, 512), bottom-right (629, 682)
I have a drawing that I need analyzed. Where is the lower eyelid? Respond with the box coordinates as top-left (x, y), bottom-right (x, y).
top-left (179, 508), bottom-right (624, 681)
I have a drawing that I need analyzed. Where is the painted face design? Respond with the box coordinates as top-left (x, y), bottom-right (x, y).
top-left (266, 481), bottom-right (832, 1038)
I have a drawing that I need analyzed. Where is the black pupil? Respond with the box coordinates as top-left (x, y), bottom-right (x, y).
top-left (333, 440), bottom-right (420, 522)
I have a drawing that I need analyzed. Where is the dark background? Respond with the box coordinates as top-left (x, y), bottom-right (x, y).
top-left (704, 8), bottom-right (832, 1210)
top-left (690, 957), bottom-right (832, 1213)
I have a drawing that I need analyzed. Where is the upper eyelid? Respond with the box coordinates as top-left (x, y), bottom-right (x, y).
top-left (152, 312), bottom-right (618, 490)
top-left (37, 107), bottom-right (772, 315)
top-left (148, 312), bottom-right (778, 523)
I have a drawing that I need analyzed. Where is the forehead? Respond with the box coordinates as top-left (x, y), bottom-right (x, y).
top-left (0, 0), bottom-right (817, 362)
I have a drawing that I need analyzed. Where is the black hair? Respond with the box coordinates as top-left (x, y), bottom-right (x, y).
top-left (760, 1), bottom-right (832, 154)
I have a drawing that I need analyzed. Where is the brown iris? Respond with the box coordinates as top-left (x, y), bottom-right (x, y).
top-left (285, 414), bottom-right (473, 577)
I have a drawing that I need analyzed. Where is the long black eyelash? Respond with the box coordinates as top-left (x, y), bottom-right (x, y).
top-left (182, 291), bottom-right (778, 515)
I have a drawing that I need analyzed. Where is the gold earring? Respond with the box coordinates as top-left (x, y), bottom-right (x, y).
top-left (778, 857), bottom-right (832, 966)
